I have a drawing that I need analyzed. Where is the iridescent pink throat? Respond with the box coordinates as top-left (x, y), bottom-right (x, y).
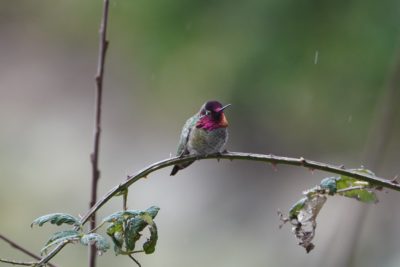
top-left (196, 116), bottom-right (222, 131)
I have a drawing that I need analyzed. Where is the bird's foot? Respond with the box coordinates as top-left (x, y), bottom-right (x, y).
top-left (215, 151), bottom-right (225, 162)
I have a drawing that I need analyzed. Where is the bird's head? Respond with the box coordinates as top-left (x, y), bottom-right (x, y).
top-left (196, 100), bottom-right (231, 130)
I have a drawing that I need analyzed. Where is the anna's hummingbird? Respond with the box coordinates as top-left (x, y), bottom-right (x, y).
top-left (170, 100), bottom-right (231, 176)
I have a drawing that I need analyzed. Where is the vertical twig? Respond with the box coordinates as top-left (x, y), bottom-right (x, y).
top-left (89, 0), bottom-right (110, 267)
top-left (0, 234), bottom-right (58, 267)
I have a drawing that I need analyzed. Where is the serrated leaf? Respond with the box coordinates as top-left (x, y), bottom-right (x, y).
top-left (102, 210), bottom-right (141, 223)
top-left (104, 206), bottom-right (160, 255)
top-left (80, 233), bottom-right (110, 254)
top-left (113, 239), bottom-right (124, 255)
top-left (125, 217), bottom-right (144, 251)
top-left (108, 223), bottom-right (124, 256)
top-left (337, 169), bottom-right (378, 203)
top-left (41, 231), bottom-right (81, 255)
top-left (106, 222), bottom-right (124, 253)
top-left (31, 213), bottom-right (81, 228)
top-left (143, 224), bottom-right (158, 254)
top-left (106, 221), bottom-right (123, 236)
top-left (44, 230), bottom-right (80, 247)
top-left (145, 206), bottom-right (160, 219)
top-left (140, 213), bottom-right (154, 225)
top-left (339, 188), bottom-right (378, 203)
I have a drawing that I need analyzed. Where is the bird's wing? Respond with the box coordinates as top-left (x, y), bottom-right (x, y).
top-left (176, 114), bottom-right (198, 156)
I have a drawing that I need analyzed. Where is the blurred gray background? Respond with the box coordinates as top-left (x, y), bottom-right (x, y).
top-left (1, 0), bottom-right (400, 266)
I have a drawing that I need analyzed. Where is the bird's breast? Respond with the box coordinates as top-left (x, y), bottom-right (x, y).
top-left (187, 127), bottom-right (228, 155)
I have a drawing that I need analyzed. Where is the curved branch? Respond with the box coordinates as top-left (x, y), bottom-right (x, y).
top-left (80, 151), bottom-right (399, 225)
top-left (35, 151), bottom-right (400, 266)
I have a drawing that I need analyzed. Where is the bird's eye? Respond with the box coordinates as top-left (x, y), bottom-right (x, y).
top-left (205, 110), bottom-right (211, 116)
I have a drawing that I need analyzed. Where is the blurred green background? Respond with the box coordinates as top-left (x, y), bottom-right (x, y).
top-left (1, 0), bottom-right (400, 266)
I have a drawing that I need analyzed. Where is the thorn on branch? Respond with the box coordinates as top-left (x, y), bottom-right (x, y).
top-left (104, 40), bottom-right (109, 50)
top-left (270, 162), bottom-right (278, 172)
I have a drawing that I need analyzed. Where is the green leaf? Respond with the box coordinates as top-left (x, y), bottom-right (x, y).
top-left (106, 221), bottom-right (123, 236)
top-left (106, 222), bottom-right (124, 255)
top-left (336, 169), bottom-right (378, 203)
top-left (289, 198), bottom-right (307, 220)
top-left (145, 206), bottom-right (160, 219)
top-left (41, 231), bottom-right (81, 255)
top-left (44, 230), bottom-right (81, 247)
top-left (32, 213), bottom-right (81, 227)
top-left (80, 233), bottom-right (110, 255)
top-left (143, 224), bottom-right (158, 254)
top-left (102, 210), bottom-right (141, 223)
top-left (103, 206), bottom-right (161, 255)
top-left (339, 187), bottom-right (378, 203)
top-left (125, 217), bottom-right (145, 251)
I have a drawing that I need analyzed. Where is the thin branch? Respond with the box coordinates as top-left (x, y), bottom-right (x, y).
top-left (0, 234), bottom-right (58, 267)
top-left (80, 151), bottom-right (400, 225)
top-left (36, 240), bottom-right (70, 267)
top-left (123, 190), bottom-right (128, 211)
top-left (89, 0), bottom-right (110, 266)
top-left (336, 186), bottom-right (366, 193)
top-left (0, 258), bottom-right (36, 266)
top-left (35, 151), bottom-right (400, 266)
top-left (128, 254), bottom-right (141, 267)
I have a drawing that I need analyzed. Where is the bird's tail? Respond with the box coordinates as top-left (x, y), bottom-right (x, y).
top-left (170, 160), bottom-right (194, 176)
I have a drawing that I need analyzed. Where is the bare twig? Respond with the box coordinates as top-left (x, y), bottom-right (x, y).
top-left (128, 254), bottom-right (141, 267)
top-left (123, 190), bottom-right (128, 211)
top-left (89, 0), bottom-right (110, 267)
top-left (0, 234), bottom-right (57, 267)
top-left (36, 240), bottom-right (70, 267)
top-left (0, 258), bottom-right (36, 266)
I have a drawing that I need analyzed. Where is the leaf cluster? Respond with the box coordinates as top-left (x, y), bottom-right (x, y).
top-left (104, 206), bottom-right (160, 255)
top-left (31, 206), bottom-right (160, 260)
top-left (279, 168), bottom-right (378, 253)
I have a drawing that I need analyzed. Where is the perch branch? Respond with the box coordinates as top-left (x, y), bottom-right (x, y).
top-left (34, 151), bottom-right (400, 266)
top-left (80, 151), bottom-right (400, 225)
top-left (89, 0), bottom-right (110, 266)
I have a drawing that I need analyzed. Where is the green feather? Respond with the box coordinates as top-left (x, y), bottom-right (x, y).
top-left (176, 114), bottom-right (199, 156)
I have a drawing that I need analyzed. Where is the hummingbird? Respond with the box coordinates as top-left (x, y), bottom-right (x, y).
top-left (170, 100), bottom-right (231, 176)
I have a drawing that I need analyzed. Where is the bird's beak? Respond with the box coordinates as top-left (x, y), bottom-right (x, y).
top-left (217, 104), bottom-right (232, 113)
